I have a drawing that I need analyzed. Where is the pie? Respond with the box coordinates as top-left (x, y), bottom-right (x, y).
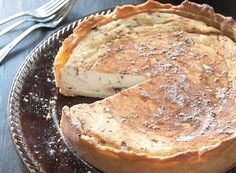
top-left (53, 0), bottom-right (236, 173)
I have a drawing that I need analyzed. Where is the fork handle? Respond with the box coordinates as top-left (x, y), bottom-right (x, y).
top-left (0, 15), bottom-right (55, 38)
top-left (0, 11), bottom-right (30, 25)
top-left (0, 23), bottom-right (43, 64)
top-left (0, 20), bottom-right (26, 37)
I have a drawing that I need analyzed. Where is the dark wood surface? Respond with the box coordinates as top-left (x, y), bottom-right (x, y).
top-left (0, 0), bottom-right (236, 173)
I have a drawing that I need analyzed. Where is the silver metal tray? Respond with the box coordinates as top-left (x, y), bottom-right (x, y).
top-left (8, 9), bottom-right (113, 173)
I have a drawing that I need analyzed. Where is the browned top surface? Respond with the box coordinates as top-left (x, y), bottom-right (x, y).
top-left (68, 72), bottom-right (236, 156)
top-left (65, 29), bottom-right (236, 155)
top-left (54, 0), bottom-right (236, 86)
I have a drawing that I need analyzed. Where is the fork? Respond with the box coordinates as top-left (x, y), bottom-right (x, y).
top-left (0, 0), bottom-right (76, 64)
top-left (0, 0), bottom-right (69, 26)
top-left (0, 15), bottom-right (56, 38)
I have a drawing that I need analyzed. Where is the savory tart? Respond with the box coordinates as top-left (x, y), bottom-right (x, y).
top-left (54, 0), bottom-right (236, 173)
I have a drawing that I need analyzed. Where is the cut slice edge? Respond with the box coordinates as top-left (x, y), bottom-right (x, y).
top-left (59, 65), bottom-right (148, 97)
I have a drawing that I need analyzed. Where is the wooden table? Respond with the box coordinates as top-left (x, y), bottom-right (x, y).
top-left (0, 0), bottom-right (235, 173)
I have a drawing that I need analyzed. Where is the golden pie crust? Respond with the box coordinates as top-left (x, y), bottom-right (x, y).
top-left (55, 1), bottom-right (236, 173)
